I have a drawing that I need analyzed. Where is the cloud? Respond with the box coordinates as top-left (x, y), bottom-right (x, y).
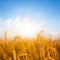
top-left (0, 16), bottom-right (44, 38)
top-left (0, 16), bottom-right (59, 38)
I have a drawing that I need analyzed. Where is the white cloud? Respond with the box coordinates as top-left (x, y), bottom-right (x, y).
top-left (22, 16), bottom-right (30, 22)
top-left (0, 16), bottom-right (59, 39)
top-left (4, 18), bottom-right (13, 26)
top-left (0, 16), bottom-right (44, 38)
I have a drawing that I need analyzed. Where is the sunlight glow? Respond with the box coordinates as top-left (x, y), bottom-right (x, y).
top-left (19, 22), bottom-right (40, 38)
top-left (0, 16), bottom-right (43, 38)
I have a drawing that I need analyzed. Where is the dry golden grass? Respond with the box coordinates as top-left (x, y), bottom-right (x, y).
top-left (0, 31), bottom-right (60, 60)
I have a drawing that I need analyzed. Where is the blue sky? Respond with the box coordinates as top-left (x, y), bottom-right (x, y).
top-left (0, 0), bottom-right (60, 37)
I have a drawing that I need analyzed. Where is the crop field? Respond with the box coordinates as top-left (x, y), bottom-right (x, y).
top-left (0, 31), bottom-right (60, 60)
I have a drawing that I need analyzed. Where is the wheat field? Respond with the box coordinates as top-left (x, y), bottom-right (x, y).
top-left (0, 31), bottom-right (60, 60)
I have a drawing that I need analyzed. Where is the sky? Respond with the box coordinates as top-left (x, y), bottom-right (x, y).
top-left (0, 0), bottom-right (60, 38)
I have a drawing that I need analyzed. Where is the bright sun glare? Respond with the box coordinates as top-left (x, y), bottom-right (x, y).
top-left (19, 22), bottom-right (39, 38)
top-left (4, 17), bottom-right (41, 38)
top-left (14, 21), bottom-right (40, 38)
